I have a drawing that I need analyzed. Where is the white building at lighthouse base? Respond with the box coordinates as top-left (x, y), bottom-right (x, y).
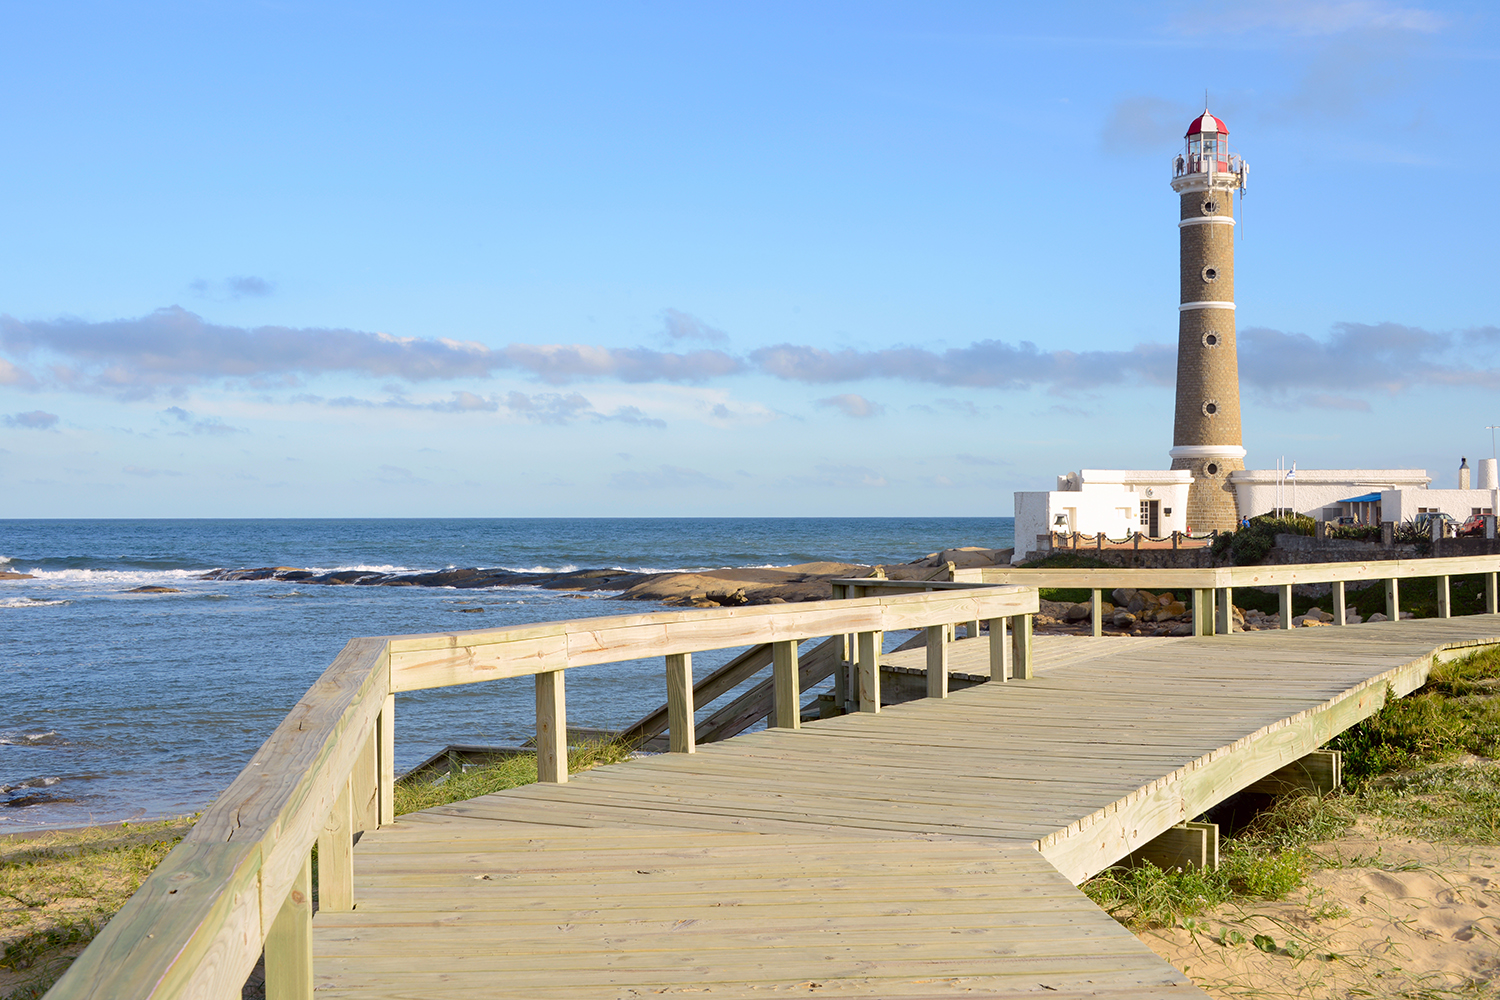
top-left (1011, 464), bottom-right (1495, 563)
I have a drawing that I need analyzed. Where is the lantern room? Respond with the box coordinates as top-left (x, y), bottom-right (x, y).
top-left (1173, 110), bottom-right (1242, 179)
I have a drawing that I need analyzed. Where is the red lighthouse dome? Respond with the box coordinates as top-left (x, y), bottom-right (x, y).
top-left (1186, 111), bottom-right (1228, 137)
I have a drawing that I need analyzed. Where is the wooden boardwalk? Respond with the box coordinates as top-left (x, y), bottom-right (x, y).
top-left (310, 618), bottom-right (1500, 999)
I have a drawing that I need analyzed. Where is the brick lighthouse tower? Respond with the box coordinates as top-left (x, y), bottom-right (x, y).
top-left (1169, 109), bottom-right (1249, 532)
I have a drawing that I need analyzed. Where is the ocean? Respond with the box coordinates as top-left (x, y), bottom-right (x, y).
top-left (0, 517), bottom-right (1013, 831)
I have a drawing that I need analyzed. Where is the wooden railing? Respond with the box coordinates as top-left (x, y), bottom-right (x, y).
top-left (966, 553), bottom-right (1500, 638)
top-left (45, 585), bottom-right (1038, 1000)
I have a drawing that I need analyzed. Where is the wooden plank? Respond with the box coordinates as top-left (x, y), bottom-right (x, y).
top-left (771, 640), bottom-right (800, 729)
top-left (924, 625), bottom-right (948, 699)
top-left (315, 779), bottom-right (354, 912)
top-left (1011, 614), bottom-right (1033, 680)
top-left (1215, 587), bottom-right (1232, 635)
top-left (535, 670), bottom-right (567, 782)
top-left (1125, 821), bottom-right (1218, 872)
top-left (265, 853), bottom-right (312, 1000)
top-left (1387, 577), bottom-right (1400, 621)
top-left (1438, 574), bottom-right (1452, 618)
top-left (377, 694), bottom-right (395, 827)
top-left (666, 653), bottom-right (695, 753)
top-left (856, 631), bottom-right (882, 712)
top-left (1244, 748), bottom-right (1341, 796)
top-left (1278, 584), bottom-right (1293, 630)
top-left (1090, 589), bottom-right (1102, 639)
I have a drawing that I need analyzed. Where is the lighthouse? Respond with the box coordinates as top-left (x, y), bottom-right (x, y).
top-left (1169, 110), bottom-right (1249, 533)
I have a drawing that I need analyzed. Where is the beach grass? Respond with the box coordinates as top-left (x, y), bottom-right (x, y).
top-left (0, 817), bottom-right (195, 1000)
top-left (1084, 644), bottom-right (1500, 931)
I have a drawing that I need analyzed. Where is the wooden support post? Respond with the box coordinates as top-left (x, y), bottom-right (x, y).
top-left (316, 779), bottom-right (354, 912)
top-left (771, 640), bottom-right (800, 729)
top-left (987, 617), bottom-right (1010, 682)
top-left (665, 653), bottom-right (695, 752)
top-left (1278, 584), bottom-right (1293, 630)
top-left (265, 853), bottom-right (313, 1000)
top-left (1386, 577), bottom-right (1400, 622)
top-left (1245, 749), bottom-right (1342, 797)
top-left (925, 624), bottom-right (949, 699)
top-left (377, 694), bottom-right (394, 827)
top-left (1192, 589), bottom-right (1214, 637)
top-left (964, 619), bottom-right (981, 641)
top-left (1487, 572), bottom-right (1499, 615)
top-left (1437, 575), bottom-right (1452, 618)
top-left (1331, 579), bottom-right (1347, 627)
top-left (1215, 587), bottom-right (1233, 635)
top-left (1090, 588), bottom-right (1103, 638)
top-left (350, 727), bottom-right (377, 833)
top-left (856, 630), bottom-right (883, 712)
top-left (535, 670), bottom-right (568, 779)
top-left (1010, 614), bottom-right (1033, 680)
top-left (1126, 821), bottom-right (1219, 872)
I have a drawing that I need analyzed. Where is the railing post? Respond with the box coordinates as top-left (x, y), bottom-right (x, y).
top-left (316, 779), bottom-right (355, 913)
top-left (1278, 584), bottom-right (1294, 629)
top-left (1488, 572), bottom-right (1499, 615)
top-left (1386, 577), bottom-right (1400, 622)
top-left (1331, 580), bottom-right (1347, 627)
top-left (1437, 575), bottom-right (1452, 618)
top-left (536, 669), bottom-right (569, 779)
top-left (377, 694), bottom-right (394, 826)
top-left (265, 853), bottom-right (313, 1000)
top-left (987, 617), bottom-right (1010, 681)
top-left (856, 630), bottom-right (883, 712)
top-left (1010, 614), bottom-right (1033, 680)
top-left (964, 619), bottom-right (981, 640)
top-left (771, 640), bottom-right (800, 729)
top-left (666, 653), bottom-right (695, 752)
top-left (1192, 588), bottom-right (1214, 637)
top-left (925, 624), bottom-right (949, 699)
top-left (1090, 589), bottom-right (1103, 638)
top-left (1215, 587), bottom-right (1232, 635)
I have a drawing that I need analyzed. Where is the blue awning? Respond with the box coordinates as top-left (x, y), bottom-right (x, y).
top-left (1337, 492), bottom-right (1382, 503)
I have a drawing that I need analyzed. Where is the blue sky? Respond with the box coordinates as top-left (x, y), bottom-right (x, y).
top-left (2, 1), bottom-right (1497, 517)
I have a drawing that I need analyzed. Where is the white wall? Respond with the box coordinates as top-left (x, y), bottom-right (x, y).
top-left (1012, 470), bottom-right (1193, 561)
top-left (1231, 469), bottom-right (1430, 521)
top-left (1381, 488), bottom-right (1499, 523)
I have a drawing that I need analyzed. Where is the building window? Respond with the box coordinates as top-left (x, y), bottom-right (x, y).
top-left (1140, 501), bottom-right (1149, 526)
top-left (1201, 265), bottom-right (1219, 283)
top-left (1206, 463), bottom-right (1219, 475)
top-left (1201, 197), bottom-right (1218, 215)
top-left (1202, 332), bottom-right (1219, 347)
top-left (1203, 400), bottom-right (1218, 416)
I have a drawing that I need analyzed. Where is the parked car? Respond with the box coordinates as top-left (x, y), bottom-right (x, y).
top-left (1412, 511), bottom-right (1460, 535)
top-left (1460, 513), bottom-right (1490, 537)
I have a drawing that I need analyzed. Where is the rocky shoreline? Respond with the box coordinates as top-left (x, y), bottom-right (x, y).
top-left (199, 546), bottom-right (1017, 608)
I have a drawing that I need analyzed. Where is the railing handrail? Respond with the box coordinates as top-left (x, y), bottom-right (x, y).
top-left (45, 585), bottom-right (1039, 1000)
top-left (969, 552), bottom-right (1500, 590)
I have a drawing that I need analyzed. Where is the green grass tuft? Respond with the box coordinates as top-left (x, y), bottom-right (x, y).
top-left (393, 740), bottom-right (634, 816)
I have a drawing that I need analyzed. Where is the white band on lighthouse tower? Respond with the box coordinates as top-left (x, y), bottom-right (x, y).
top-left (1178, 301), bottom-right (1236, 311)
top-left (1169, 445), bottom-right (1248, 461)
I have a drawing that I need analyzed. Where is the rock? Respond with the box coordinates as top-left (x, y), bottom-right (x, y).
top-left (1158, 592), bottom-right (1176, 605)
top-left (1368, 612), bottom-right (1389, 622)
top-left (455, 607), bottom-right (484, 613)
top-left (1111, 587), bottom-right (1136, 606)
top-left (127, 585), bottom-right (182, 594)
top-left (1162, 600), bottom-right (1187, 619)
top-left (1112, 610), bottom-right (1137, 628)
top-left (1346, 613), bottom-right (1363, 624)
top-left (1305, 607), bottom-right (1334, 623)
top-left (0, 571), bottom-right (36, 580)
top-left (1065, 603), bottom-right (1091, 621)
top-left (766, 597), bottom-right (786, 604)
top-left (1126, 596), bottom-right (1147, 615)
top-left (1400, 611), bottom-right (1415, 619)
top-left (693, 600), bottom-right (721, 608)
top-left (1168, 623), bottom-right (1192, 637)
